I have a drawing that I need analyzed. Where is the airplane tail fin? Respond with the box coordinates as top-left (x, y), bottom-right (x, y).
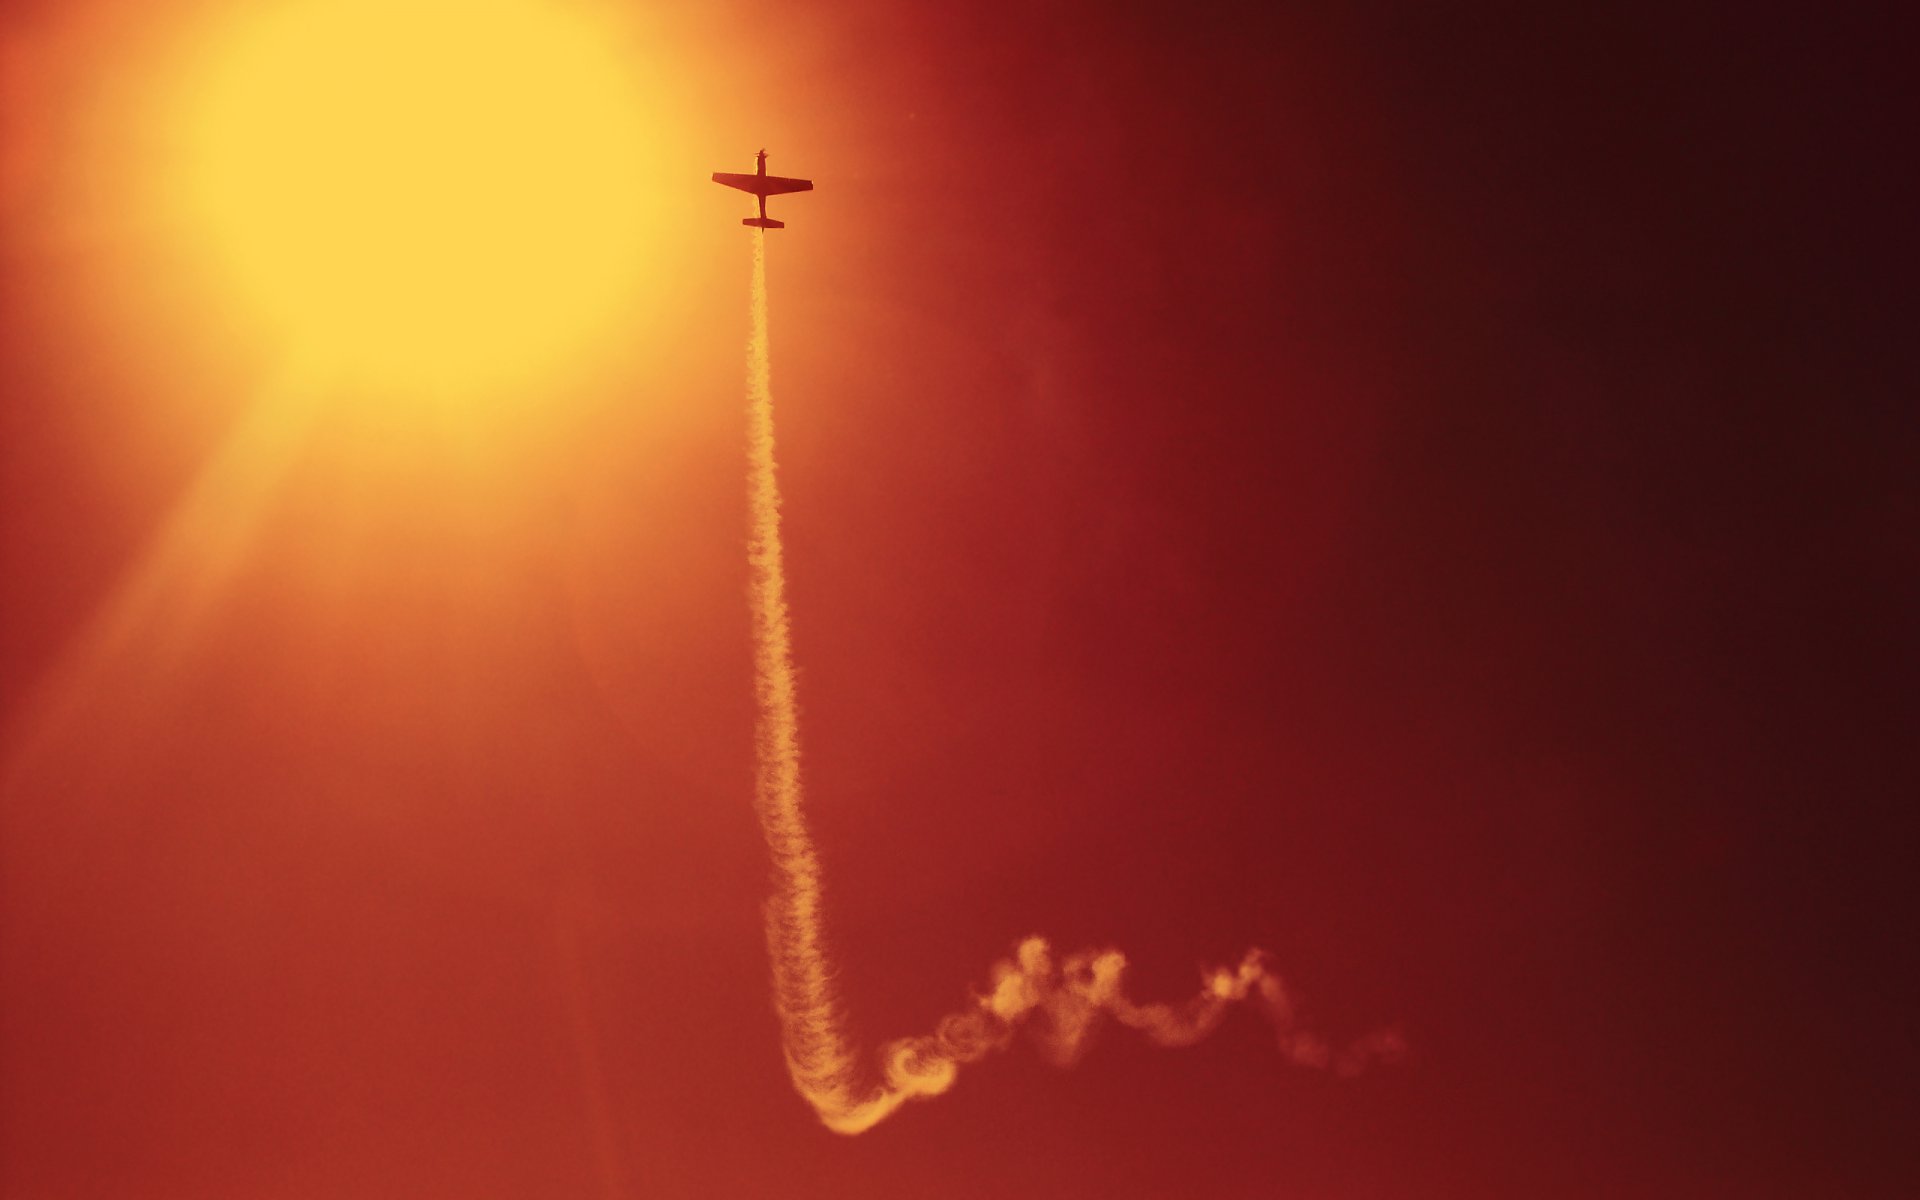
top-left (743, 217), bottom-right (786, 229)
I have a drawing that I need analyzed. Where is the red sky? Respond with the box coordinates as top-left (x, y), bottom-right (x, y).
top-left (2, 1), bottom-right (1912, 1197)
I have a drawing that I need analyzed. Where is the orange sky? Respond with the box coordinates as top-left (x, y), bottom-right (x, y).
top-left (2, 1), bottom-right (1911, 1197)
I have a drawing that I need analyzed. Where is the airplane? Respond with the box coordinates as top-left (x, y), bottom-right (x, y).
top-left (712, 149), bottom-right (814, 229)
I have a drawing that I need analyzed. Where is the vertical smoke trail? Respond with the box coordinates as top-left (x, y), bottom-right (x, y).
top-left (743, 231), bottom-right (878, 1129)
top-left (742, 233), bottom-right (1401, 1136)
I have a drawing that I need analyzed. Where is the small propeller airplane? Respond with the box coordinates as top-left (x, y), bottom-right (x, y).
top-left (712, 150), bottom-right (814, 229)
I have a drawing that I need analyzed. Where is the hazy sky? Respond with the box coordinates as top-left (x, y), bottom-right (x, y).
top-left (2, 1), bottom-right (1910, 1196)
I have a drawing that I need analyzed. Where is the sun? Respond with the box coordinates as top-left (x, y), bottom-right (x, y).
top-left (183, 0), bottom-right (662, 390)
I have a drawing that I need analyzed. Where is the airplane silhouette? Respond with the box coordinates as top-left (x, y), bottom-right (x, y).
top-left (712, 150), bottom-right (814, 229)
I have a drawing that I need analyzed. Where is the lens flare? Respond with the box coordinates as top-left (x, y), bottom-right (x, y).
top-left (741, 237), bottom-right (1402, 1135)
top-left (180, 0), bottom-right (664, 389)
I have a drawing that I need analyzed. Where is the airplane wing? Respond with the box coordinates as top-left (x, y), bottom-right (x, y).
top-left (711, 172), bottom-right (814, 196)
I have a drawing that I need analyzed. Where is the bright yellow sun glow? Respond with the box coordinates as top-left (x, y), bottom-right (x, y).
top-left (184, 0), bottom-right (660, 390)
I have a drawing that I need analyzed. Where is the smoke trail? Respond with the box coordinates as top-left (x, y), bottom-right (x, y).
top-left (742, 234), bottom-right (1399, 1135)
top-left (744, 230), bottom-right (873, 1126)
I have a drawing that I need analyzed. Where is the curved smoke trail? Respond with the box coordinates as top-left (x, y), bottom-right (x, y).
top-left (742, 233), bottom-right (1400, 1135)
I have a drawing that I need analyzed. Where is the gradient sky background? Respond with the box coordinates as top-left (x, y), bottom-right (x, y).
top-left (2, 1), bottom-right (1912, 1196)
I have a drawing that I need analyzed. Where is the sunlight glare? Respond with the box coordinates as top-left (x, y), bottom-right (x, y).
top-left (184, 0), bottom-right (661, 390)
